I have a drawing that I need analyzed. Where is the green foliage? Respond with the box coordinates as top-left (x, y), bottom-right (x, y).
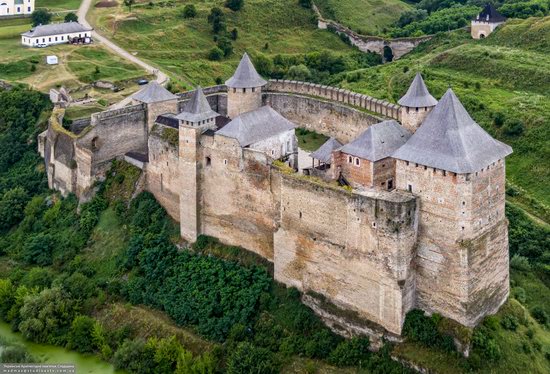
top-left (531, 306), bottom-right (549, 326)
top-left (20, 267), bottom-right (54, 290)
top-left (0, 187), bottom-right (28, 231)
top-left (216, 37), bottom-right (233, 57)
top-left (471, 326), bottom-right (502, 361)
top-left (67, 315), bottom-right (96, 353)
top-left (22, 233), bottom-right (54, 266)
top-left (507, 204), bottom-right (549, 266)
top-left (328, 337), bottom-right (370, 367)
top-left (31, 9), bottom-right (52, 27)
top-left (208, 7), bottom-right (226, 34)
top-left (208, 47), bottom-right (224, 61)
top-left (64, 12), bottom-right (78, 23)
top-left (397, 9), bottom-right (428, 28)
top-left (0, 343), bottom-right (34, 363)
top-left (226, 342), bottom-right (280, 374)
top-left (225, 0), bottom-right (244, 12)
top-left (493, 111), bottom-right (506, 127)
top-left (391, 6), bottom-right (480, 37)
top-left (287, 64), bottom-right (312, 81)
top-left (511, 254), bottom-right (532, 271)
top-left (182, 4), bottom-right (197, 19)
top-left (62, 272), bottom-right (95, 299)
top-left (113, 338), bottom-right (156, 374)
top-left (502, 118), bottom-right (525, 137)
top-left (403, 310), bottom-right (456, 352)
top-left (500, 0), bottom-right (549, 18)
top-left (299, 0), bottom-right (313, 8)
top-left (123, 0), bottom-right (135, 12)
top-left (18, 287), bottom-right (79, 345)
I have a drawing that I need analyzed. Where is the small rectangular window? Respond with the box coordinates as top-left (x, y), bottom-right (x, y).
top-left (408, 184), bottom-right (413, 192)
top-left (355, 158), bottom-right (360, 166)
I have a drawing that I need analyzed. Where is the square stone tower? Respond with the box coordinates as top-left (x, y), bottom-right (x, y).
top-left (226, 52), bottom-right (268, 119)
top-left (398, 73), bottom-right (438, 133)
top-left (393, 89), bottom-right (512, 327)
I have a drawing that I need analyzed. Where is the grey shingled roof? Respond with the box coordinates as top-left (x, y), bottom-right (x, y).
top-left (393, 89), bottom-right (512, 173)
top-left (132, 81), bottom-right (177, 103)
top-left (216, 106), bottom-right (295, 147)
top-left (225, 53), bottom-right (268, 88)
top-left (398, 73), bottom-right (438, 108)
top-left (21, 22), bottom-right (92, 38)
top-left (340, 120), bottom-right (411, 162)
top-left (176, 87), bottom-right (219, 122)
top-left (311, 137), bottom-right (343, 164)
top-left (474, 4), bottom-right (507, 22)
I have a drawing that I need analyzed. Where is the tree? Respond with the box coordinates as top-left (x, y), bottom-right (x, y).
top-left (0, 187), bottom-right (28, 231)
top-left (182, 4), bottom-right (197, 19)
top-left (225, 0), bottom-right (244, 11)
top-left (31, 9), bottom-right (52, 27)
top-left (64, 12), bottom-right (78, 23)
top-left (67, 316), bottom-right (96, 353)
top-left (226, 342), bottom-right (280, 374)
top-left (208, 7), bottom-right (226, 34)
top-left (287, 64), bottom-right (311, 81)
top-left (208, 47), bottom-right (224, 61)
top-left (124, 0), bottom-right (135, 12)
top-left (299, 0), bottom-right (312, 8)
top-left (217, 37), bottom-right (233, 57)
top-left (21, 233), bottom-right (54, 266)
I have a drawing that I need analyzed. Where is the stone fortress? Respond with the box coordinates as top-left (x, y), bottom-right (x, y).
top-left (39, 53), bottom-right (512, 342)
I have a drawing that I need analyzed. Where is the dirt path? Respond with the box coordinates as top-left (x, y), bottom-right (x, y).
top-left (77, 0), bottom-right (168, 108)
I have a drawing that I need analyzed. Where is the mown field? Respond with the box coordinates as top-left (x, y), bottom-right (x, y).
top-left (328, 17), bottom-right (550, 220)
top-left (36, 0), bottom-right (82, 12)
top-left (88, 0), bottom-right (356, 89)
top-left (314, 0), bottom-right (412, 35)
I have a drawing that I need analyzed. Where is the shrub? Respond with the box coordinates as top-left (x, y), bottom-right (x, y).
top-left (208, 7), bottom-right (226, 34)
top-left (182, 4), bottom-right (197, 18)
top-left (472, 327), bottom-right (501, 361)
top-left (531, 306), bottom-right (549, 326)
top-left (500, 315), bottom-right (519, 331)
top-left (225, 0), bottom-right (244, 11)
top-left (21, 267), bottom-right (54, 290)
top-left (510, 254), bottom-right (531, 271)
top-left (226, 342), bottom-right (280, 374)
top-left (113, 339), bottom-right (156, 373)
top-left (493, 112), bottom-right (506, 127)
top-left (0, 345), bottom-right (34, 363)
top-left (63, 272), bottom-right (95, 299)
top-left (22, 233), bottom-right (54, 266)
top-left (217, 37), bottom-right (233, 57)
top-left (299, 0), bottom-right (312, 8)
top-left (328, 337), bottom-right (370, 367)
top-left (503, 119), bottom-right (525, 137)
top-left (208, 47), bottom-right (224, 61)
top-left (67, 316), bottom-right (96, 353)
top-left (64, 12), bottom-right (78, 23)
top-left (403, 309), bottom-right (439, 345)
top-left (230, 28), bottom-right (238, 40)
top-left (512, 287), bottom-right (526, 304)
top-left (0, 187), bottom-right (29, 231)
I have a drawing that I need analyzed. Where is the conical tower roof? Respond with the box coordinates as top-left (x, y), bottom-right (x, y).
top-left (474, 4), bottom-right (506, 23)
top-left (176, 87), bottom-right (219, 122)
top-left (393, 89), bottom-right (512, 173)
top-left (398, 73), bottom-right (438, 108)
top-left (225, 53), bottom-right (268, 88)
top-left (132, 81), bottom-right (177, 103)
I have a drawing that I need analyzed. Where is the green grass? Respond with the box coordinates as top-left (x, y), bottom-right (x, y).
top-left (37, 0), bottom-right (82, 12)
top-left (297, 128), bottom-right (329, 152)
top-left (65, 104), bottom-right (106, 121)
top-left (315, 0), bottom-right (412, 35)
top-left (89, 0), bottom-right (356, 89)
top-left (330, 20), bottom-right (550, 220)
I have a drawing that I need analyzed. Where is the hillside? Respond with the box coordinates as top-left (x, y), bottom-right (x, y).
top-left (88, 0), bottom-right (358, 89)
top-left (314, 0), bottom-right (412, 35)
top-left (330, 17), bottom-right (550, 221)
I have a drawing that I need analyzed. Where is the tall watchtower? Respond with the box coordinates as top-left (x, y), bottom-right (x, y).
top-left (393, 89), bottom-right (512, 327)
top-left (398, 73), bottom-right (437, 133)
top-left (225, 52), bottom-right (267, 119)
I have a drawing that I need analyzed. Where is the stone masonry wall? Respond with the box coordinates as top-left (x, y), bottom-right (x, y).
top-left (147, 127), bottom-right (181, 221)
top-left (274, 174), bottom-right (418, 334)
top-left (400, 106), bottom-right (433, 134)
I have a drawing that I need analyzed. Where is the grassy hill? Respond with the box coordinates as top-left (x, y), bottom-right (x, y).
top-left (330, 17), bottom-right (550, 221)
top-left (314, 0), bottom-right (412, 35)
top-left (88, 0), bottom-right (356, 89)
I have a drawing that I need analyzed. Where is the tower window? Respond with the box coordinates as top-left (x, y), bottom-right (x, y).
top-left (355, 158), bottom-right (360, 166)
top-left (252, 87), bottom-right (256, 92)
top-left (348, 156), bottom-right (352, 163)
top-left (408, 184), bottom-right (413, 192)
top-left (206, 157), bottom-right (211, 166)
top-left (243, 88), bottom-right (247, 93)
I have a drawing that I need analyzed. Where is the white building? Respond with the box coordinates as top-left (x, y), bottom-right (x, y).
top-left (21, 22), bottom-right (93, 47)
top-left (0, 0), bottom-right (34, 17)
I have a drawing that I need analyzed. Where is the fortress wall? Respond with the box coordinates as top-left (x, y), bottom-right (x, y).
top-left (147, 131), bottom-right (181, 221)
top-left (86, 104), bottom-right (148, 165)
top-left (274, 174), bottom-right (418, 334)
top-left (197, 135), bottom-right (278, 260)
top-left (263, 93), bottom-right (381, 143)
top-left (266, 80), bottom-right (401, 122)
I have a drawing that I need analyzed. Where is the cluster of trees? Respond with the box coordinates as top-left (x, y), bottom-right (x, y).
top-left (251, 50), bottom-right (381, 84)
top-left (392, 0), bottom-right (549, 37)
top-left (207, 7), bottom-right (239, 61)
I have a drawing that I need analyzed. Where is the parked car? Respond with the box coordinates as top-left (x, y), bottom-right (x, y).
top-left (137, 79), bottom-right (149, 85)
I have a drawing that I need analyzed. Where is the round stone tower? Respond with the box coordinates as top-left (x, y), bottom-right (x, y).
top-left (225, 52), bottom-right (268, 119)
top-left (398, 73), bottom-right (438, 133)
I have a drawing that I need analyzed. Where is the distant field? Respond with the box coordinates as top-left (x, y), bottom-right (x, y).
top-left (315, 0), bottom-right (412, 35)
top-left (333, 17), bottom-right (550, 219)
top-left (89, 0), bottom-right (355, 89)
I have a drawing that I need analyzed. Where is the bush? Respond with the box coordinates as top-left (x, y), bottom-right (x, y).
top-left (471, 327), bottom-right (501, 361)
top-left (226, 342), bottom-right (280, 374)
top-left (208, 7), bottom-right (226, 34)
top-left (63, 272), bottom-right (95, 299)
top-left (113, 339), bottom-right (156, 373)
top-left (67, 316), bottom-right (96, 353)
top-left (503, 119), bottom-right (525, 137)
top-left (510, 254), bottom-right (532, 271)
top-left (21, 267), bottom-right (54, 290)
top-left (299, 0), bottom-right (312, 8)
top-left (328, 337), bottom-right (370, 367)
top-left (0, 345), bottom-right (34, 363)
top-left (0, 187), bottom-right (29, 231)
top-left (208, 47), bottom-right (224, 61)
top-left (64, 12), bottom-right (78, 23)
top-left (512, 287), bottom-right (526, 304)
top-left (500, 315), bottom-right (519, 331)
top-left (230, 28), bottom-right (238, 40)
top-left (493, 112), bottom-right (506, 127)
top-left (22, 233), bottom-right (54, 266)
top-left (403, 309), bottom-right (439, 346)
top-left (182, 4), bottom-right (197, 18)
top-left (217, 37), bottom-right (233, 57)
top-left (225, 0), bottom-right (244, 11)
top-left (531, 306), bottom-right (549, 326)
